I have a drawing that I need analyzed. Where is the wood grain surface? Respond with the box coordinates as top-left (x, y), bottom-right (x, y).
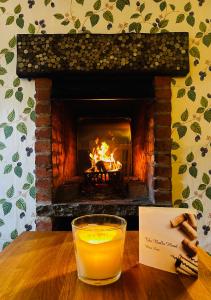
top-left (0, 232), bottom-right (210, 300)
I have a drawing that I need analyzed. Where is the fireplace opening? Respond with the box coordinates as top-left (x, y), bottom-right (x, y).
top-left (51, 75), bottom-right (155, 204)
top-left (34, 75), bottom-right (173, 231)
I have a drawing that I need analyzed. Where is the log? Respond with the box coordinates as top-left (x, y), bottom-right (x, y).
top-left (96, 160), bottom-right (107, 172)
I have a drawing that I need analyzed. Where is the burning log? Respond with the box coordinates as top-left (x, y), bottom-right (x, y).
top-left (96, 160), bottom-right (107, 172)
top-left (88, 138), bottom-right (122, 173)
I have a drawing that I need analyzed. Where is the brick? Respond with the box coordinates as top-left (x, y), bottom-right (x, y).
top-left (154, 153), bottom-right (171, 165)
top-left (154, 126), bottom-right (171, 138)
top-left (36, 217), bottom-right (52, 231)
top-left (155, 165), bottom-right (172, 177)
top-left (36, 128), bottom-right (51, 140)
top-left (35, 78), bottom-right (52, 89)
top-left (154, 191), bottom-right (172, 203)
top-left (35, 90), bottom-right (51, 103)
top-left (36, 167), bottom-right (52, 178)
top-left (36, 115), bottom-right (51, 127)
top-left (154, 114), bottom-right (171, 126)
top-left (36, 154), bottom-right (51, 166)
top-left (153, 178), bottom-right (172, 190)
top-left (36, 103), bottom-right (51, 114)
top-left (154, 76), bottom-right (171, 87)
top-left (35, 141), bottom-right (51, 153)
top-left (35, 78), bottom-right (52, 104)
top-left (36, 190), bottom-right (51, 200)
top-left (155, 139), bottom-right (172, 152)
top-left (154, 102), bottom-right (171, 113)
top-left (154, 88), bottom-right (172, 100)
top-left (52, 167), bottom-right (59, 178)
top-left (36, 178), bottom-right (52, 189)
top-left (36, 191), bottom-right (52, 202)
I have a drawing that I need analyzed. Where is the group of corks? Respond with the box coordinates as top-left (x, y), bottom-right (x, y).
top-left (174, 254), bottom-right (198, 277)
top-left (170, 213), bottom-right (198, 277)
top-left (170, 213), bottom-right (197, 258)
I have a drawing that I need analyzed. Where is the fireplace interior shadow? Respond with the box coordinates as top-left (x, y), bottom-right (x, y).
top-left (52, 216), bottom-right (139, 231)
top-left (51, 75), bottom-right (155, 204)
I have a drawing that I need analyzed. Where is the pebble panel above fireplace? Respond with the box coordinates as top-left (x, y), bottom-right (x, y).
top-left (16, 32), bottom-right (189, 77)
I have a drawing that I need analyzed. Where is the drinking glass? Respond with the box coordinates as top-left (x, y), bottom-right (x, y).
top-left (72, 214), bottom-right (127, 286)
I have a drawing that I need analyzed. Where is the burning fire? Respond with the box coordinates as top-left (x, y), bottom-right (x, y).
top-left (87, 138), bottom-right (122, 173)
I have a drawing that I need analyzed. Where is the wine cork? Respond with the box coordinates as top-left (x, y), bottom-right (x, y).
top-left (170, 214), bottom-right (186, 227)
top-left (186, 213), bottom-right (197, 229)
top-left (175, 255), bottom-right (198, 276)
top-left (182, 238), bottom-right (197, 257)
top-left (181, 221), bottom-right (197, 240)
top-left (175, 260), bottom-right (198, 278)
top-left (176, 266), bottom-right (190, 276)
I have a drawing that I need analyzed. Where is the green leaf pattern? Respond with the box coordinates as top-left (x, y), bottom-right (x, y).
top-left (0, 0), bottom-right (211, 251)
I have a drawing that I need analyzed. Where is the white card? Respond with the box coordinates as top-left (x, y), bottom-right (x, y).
top-left (139, 207), bottom-right (198, 277)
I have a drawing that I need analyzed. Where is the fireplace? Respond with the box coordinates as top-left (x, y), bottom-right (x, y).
top-left (35, 75), bottom-right (172, 230)
top-left (49, 74), bottom-right (155, 207)
top-left (16, 33), bottom-right (189, 231)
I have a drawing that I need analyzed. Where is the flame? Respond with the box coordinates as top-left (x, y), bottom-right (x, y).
top-left (87, 139), bottom-right (122, 173)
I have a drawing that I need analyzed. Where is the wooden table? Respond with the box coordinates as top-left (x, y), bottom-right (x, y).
top-left (0, 232), bottom-right (211, 300)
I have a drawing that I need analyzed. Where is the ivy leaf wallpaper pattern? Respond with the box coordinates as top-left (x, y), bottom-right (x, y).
top-left (0, 0), bottom-right (211, 252)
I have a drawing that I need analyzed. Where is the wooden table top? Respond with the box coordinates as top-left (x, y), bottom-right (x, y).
top-left (0, 231), bottom-right (211, 300)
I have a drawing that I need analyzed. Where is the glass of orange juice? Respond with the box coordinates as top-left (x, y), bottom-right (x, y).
top-left (72, 214), bottom-right (127, 286)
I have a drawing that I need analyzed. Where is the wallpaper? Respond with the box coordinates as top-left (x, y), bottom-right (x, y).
top-left (0, 0), bottom-right (211, 252)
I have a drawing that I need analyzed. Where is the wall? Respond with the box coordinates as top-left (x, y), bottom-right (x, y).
top-left (0, 0), bottom-right (210, 251)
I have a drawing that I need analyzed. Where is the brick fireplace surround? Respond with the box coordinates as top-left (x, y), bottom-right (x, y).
top-left (35, 76), bottom-right (172, 231)
top-left (16, 32), bottom-right (189, 231)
